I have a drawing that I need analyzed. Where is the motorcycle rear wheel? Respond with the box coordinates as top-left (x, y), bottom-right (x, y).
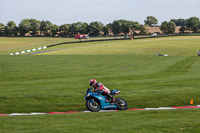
top-left (86, 99), bottom-right (100, 112)
top-left (115, 98), bottom-right (128, 110)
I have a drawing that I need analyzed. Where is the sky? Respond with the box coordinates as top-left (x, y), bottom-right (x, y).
top-left (0, 0), bottom-right (200, 26)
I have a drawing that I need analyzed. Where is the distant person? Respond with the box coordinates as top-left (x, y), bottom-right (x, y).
top-left (89, 79), bottom-right (115, 103)
top-left (198, 50), bottom-right (200, 56)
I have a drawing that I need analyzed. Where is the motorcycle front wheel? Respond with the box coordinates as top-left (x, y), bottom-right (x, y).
top-left (115, 98), bottom-right (128, 110)
top-left (86, 99), bottom-right (100, 112)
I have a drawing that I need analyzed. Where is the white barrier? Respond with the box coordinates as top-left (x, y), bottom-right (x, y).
top-left (9, 46), bottom-right (47, 55)
top-left (1, 105), bottom-right (200, 116)
top-left (27, 50), bottom-right (31, 52)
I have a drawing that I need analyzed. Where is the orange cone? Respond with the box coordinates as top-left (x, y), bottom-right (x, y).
top-left (190, 99), bottom-right (193, 105)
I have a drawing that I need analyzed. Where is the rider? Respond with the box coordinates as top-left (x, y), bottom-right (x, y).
top-left (89, 79), bottom-right (115, 103)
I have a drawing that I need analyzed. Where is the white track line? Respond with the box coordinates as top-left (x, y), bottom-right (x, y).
top-left (1, 105), bottom-right (200, 116)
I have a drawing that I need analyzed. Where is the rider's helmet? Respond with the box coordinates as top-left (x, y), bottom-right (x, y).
top-left (89, 79), bottom-right (97, 88)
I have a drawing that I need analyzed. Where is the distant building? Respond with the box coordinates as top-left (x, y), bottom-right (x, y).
top-left (146, 26), bottom-right (182, 34)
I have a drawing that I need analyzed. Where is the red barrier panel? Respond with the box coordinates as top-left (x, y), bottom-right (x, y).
top-left (0, 114), bottom-right (8, 116)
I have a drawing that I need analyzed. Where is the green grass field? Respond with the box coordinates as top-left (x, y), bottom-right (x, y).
top-left (1, 109), bottom-right (200, 133)
top-left (0, 37), bottom-right (74, 55)
top-left (0, 36), bottom-right (125, 55)
top-left (0, 36), bottom-right (200, 132)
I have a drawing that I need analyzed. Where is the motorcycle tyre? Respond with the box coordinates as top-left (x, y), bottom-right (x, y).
top-left (115, 98), bottom-right (128, 110)
top-left (86, 99), bottom-right (100, 112)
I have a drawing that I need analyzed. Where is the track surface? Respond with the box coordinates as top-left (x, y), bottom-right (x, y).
top-left (26, 37), bottom-right (200, 55)
top-left (26, 44), bottom-right (100, 55)
top-left (1, 105), bottom-right (200, 116)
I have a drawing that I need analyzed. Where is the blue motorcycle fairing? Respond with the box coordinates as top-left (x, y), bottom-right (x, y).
top-left (92, 94), bottom-right (118, 110)
top-left (85, 88), bottom-right (118, 110)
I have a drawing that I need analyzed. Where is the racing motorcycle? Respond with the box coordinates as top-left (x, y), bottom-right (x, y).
top-left (84, 88), bottom-right (128, 112)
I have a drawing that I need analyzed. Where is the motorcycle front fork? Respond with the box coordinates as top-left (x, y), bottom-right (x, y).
top-left (91, 99), bottom-right (97, 106)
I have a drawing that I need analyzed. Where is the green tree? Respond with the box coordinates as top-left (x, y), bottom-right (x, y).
top-left (50, 24), bottom-right (59, 36)
top-left (139, 24), bottom-right (148, 35)
top-left (29, 19), bottom-right (41, 36)
top-left (120, 20), bottom-right (131, 35)
top-left (87, 21), bottom-right (104, 36)
top-left (79, 22), bottom-right (88, 34)
top-left (5, 21), bottom-right (17, 36)
top-left (102, 24), bottom-right (109, 36)
top-left (168, 21), bottom-right (176, 34)
top-left (179, 26), bottom-right (187, 33)
top-left (144, 16), bottom-right (158, 26)
top-left (170, 19), bottom-right (188, 26)
top-left (19, 19), bottom-right (31, 36)
top-left (110, 20), bottom-right (121, 36)
top-left (59, 24), bottom-right (71, 37)
top-left (69, 22), bottom-right (89, 36)
top-left (0, 23), bottom-right (5, 36)
top-left (160, 21), bottom-right (176, 34)
top-left (121, 20), bottom-right (140, 34)
top-left (160, 21), bottom-right (169, 34)
top-left (40, 20), bottom-right (53, 36)
top-left (110, 20), bottom-right (140, 36)
top-left (69, 23), bottom-right (79, 36)
top-left (129, 21), bottom-right (140, 34)
top-left (187, 17), bottom-right (200, 33)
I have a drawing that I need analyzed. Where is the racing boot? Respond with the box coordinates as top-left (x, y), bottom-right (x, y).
top-left (110, 98), bottom-right (115, 105)
top-left (106, 93), bottom-right (115, 104)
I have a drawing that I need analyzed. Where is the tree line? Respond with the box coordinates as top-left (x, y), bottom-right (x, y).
top-left (0, 19), bottom-right (145, 37)
top-left (164, 17), bottom-right (200, 34)
top-left (0, 16), bottom-right (199, 37)
top-left (144, 16), bottom-right (200, 34)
